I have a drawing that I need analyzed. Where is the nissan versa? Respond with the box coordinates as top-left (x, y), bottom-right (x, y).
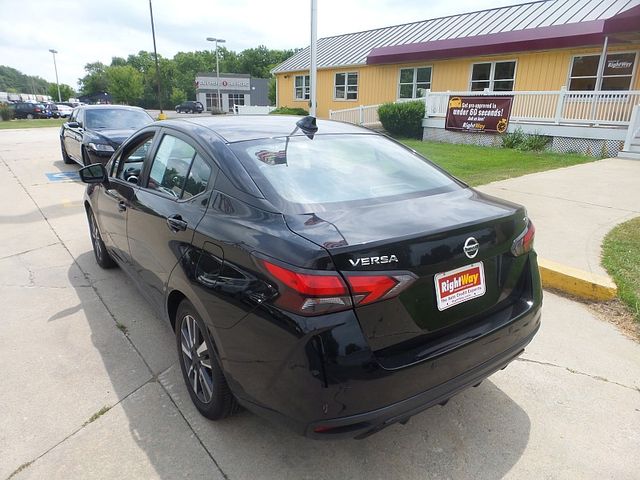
top-left (78, 115), bottom-right (541, 439)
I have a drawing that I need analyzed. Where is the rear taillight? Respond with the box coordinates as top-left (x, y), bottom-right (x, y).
top-left (262, 260), bottom-right (416, 316)
top-left (511, 218), bottom-right (535, 256)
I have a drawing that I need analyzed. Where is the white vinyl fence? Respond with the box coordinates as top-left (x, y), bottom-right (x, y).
top-left (329, 104), bottom-right (381, 125)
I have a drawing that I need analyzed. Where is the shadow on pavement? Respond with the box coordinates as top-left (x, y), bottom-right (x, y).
top-left (64, 250), bottom-right (532, 479)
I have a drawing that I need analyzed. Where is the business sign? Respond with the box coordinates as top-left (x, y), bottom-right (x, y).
top-left (195, 76), bottom-right (250, 91)
top-left (445, 96), bottom-right (513, 134)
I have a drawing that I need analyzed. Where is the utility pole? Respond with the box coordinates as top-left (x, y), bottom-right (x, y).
top-left (149, 0), bottom-right (166, 119)
top-left (206, 37), bottom-right (226, 112)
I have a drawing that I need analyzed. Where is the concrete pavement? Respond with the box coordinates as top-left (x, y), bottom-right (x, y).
top-left (1, 127), bottom-right (639, 479)
top-left (478, 159), bottom-right (640, 277)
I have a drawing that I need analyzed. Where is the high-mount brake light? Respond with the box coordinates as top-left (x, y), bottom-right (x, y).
top-left (511, 218), bottom-right (535, 256)
top-left (262, 260), bottom-right (417, 316)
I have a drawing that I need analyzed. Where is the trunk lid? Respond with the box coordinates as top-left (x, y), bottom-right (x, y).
top-left (284, 188), bottom-right (530, 353)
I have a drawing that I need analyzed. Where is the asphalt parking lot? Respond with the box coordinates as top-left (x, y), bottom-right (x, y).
top-left (1, 126), bottom-right (639, 480)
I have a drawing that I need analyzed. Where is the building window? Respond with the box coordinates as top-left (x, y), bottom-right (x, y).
top-left (334, 72), bottom-right (358, 100)
top-left (398, 67), bottom-right (432, 99)
top-left (294, 75), bottom-right (310, 100)
top-left (470, 61), bottom-right (516, 91)
top-left (228, 93), bottom-right (245, 112)
top-left (205, 93), bottom-right (221, 110)
top-left (569, 53), bottom-right (637, 91)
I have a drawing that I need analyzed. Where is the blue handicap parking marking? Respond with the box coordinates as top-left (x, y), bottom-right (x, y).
top-left (46, 172), bottom-right (80, 182)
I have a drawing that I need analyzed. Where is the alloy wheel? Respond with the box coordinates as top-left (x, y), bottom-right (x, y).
top-left (89, 213), bottom-right (103, 259)
top-left (180, 314), bottom-right (214, 403)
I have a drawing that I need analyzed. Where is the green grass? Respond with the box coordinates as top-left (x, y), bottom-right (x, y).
top-left (0, 118), bottom-right (65, 129)
top-left (602, 217), bottom-right (640, 322)
top-left (399, 139), bottom-right (597, 186)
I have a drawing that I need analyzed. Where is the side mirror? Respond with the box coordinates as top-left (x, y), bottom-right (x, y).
top-left (79, 163), bottom-right (108, 184)
top-left (66, 121), bottom-right (80, 128)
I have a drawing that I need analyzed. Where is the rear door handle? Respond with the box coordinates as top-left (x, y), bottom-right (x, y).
top-left (118, 201), bottom-right (127, 212)
top-left (166, 214), bottom-right (188, 232)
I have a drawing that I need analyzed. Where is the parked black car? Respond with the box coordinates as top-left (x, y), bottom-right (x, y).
top-left (78, 115), bottom-right (542, 439)
top-left (12, 102), bottom-right (49, 119)
top-left (60, 105), bottom-right (153, 166)
top-left (175, 101), bottom-right (204, 113)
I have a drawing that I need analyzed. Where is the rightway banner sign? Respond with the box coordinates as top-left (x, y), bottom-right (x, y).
top-left (445, 96), bottom-right (513, 134)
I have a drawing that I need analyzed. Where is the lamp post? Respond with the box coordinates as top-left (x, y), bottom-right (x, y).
top-left (309, 0), bottom-right (317, 116)
top-left (48, 49), bottom-right (61, 102)
top-left (206, 37), bottom-right (226, 112)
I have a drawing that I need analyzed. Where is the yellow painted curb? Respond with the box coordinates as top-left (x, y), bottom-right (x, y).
top-left (538, 257), bottom-right (617, 302)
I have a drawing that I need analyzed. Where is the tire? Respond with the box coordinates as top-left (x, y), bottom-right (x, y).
top-left (61, 139), bottom-right (74, 164)
top-left (87, 209), bottom-right (117, 269)
top-left (176, 300), bottom-right (238, 420)
top-left (187, 109), bottom-right (193, 114)
top-left (26, 113), bottom-right (33, 119)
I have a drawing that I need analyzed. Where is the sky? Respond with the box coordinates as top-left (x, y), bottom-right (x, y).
top-left (0, 0), bottom-right (519, 89)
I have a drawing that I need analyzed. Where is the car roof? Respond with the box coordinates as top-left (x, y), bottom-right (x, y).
top-left (162, 115), bottom-right (373, 143)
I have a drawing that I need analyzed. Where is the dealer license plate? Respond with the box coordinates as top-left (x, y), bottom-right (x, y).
top-left (434, 262), bottom-right (486, 311)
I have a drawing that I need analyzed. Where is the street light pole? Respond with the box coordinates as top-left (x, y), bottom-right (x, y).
top-left (48, 49), bottom-right (61, 102)
top-left (206, 37), bottom-right (226, 112)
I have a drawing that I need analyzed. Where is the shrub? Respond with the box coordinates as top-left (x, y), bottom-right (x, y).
top-left (0, 103), bottom-right (14, 121)
top-left (502, 127), bottom-right (550, 151)
top-left (270, 107), bottom-right (309, 116)
top-left (501, 128), bottom-right (526, 149)
top-left (377, 101), bottom-right (425, 139)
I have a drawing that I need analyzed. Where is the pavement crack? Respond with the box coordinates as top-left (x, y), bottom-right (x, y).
top-left (517, 357), bottom-right (638, 392)
top-left (0, 242), bottom-right (60, 261)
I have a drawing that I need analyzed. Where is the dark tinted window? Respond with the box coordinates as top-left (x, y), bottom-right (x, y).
top-left (182, 154), bottom-right (211, 199)
top-left (84, 108), bottom-right (152, 130)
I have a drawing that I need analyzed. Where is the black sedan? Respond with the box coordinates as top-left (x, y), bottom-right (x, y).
top-left (78, 115), bottom-right (542, 439)
top-left (60, 105), bottom-right (153, 166)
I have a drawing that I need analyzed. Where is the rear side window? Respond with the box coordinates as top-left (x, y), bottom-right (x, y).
top-left (230, 134), bottom-right (460, 212)
top-left (182, 154), bottom-right (211, 200)
top-left (147, 135), bottom-right (195, 198)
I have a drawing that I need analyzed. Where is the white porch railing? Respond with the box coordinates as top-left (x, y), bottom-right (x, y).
top-left (329, 104), bottom-right (381, 125)
top-left (234, 105), bottom-right (276, 115)
top-left (329, 89), bottom-right (640, 127)
top-left (423, 88), bottom-right (640, 126)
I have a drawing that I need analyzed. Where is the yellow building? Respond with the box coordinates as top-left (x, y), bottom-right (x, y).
top-left (272, 0), bottom-right (640, 156)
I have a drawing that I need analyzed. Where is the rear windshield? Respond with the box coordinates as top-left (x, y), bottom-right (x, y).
top-left (85, 108), bottom-right (152, 130)
top-left (230, 134), bottom-right (461, 212)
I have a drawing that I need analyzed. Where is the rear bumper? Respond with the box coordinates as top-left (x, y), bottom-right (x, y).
top-left (306, 316), bottom-right (539, 439)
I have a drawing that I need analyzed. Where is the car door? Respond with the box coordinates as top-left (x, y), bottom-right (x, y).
top-left (64, 108), bottom-right (84, 162)
top-left (94, 129), bottom-right (158, 267)
top-left (127, 128), bottom-right (215, 314)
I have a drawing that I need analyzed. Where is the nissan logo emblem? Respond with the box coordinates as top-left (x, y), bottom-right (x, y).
top-left (463, 237), bottom-right (479, 259)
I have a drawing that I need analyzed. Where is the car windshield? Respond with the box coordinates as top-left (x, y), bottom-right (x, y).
top-left (85, 108), bottom-right (152, 130)
top-left (230, 134), bottom-right (462, 212)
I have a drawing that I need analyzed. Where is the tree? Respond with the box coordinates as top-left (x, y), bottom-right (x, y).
top-left (78, 62), bottom-right (108, 95)
top-left (170, 87), bottom-right (187, 106)
top-left (105, 65), bottom-right (143, 105)
top-left (48, 83), bottom-right (75, 101)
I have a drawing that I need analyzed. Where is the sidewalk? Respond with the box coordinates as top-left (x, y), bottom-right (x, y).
top-left (477, 158), bottom-right (640, 278)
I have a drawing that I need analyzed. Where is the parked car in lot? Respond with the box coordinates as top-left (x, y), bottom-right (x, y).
top-left (175, 101), bottom-right (204, 113)
top-left (12, 102), bottom-right (49, 119)
top-left (55, 103), bottom-right (73, 118)
top-left (78, 115), bottom-right (542, 439)
top-left (60, 105), bottom-right (153, 166)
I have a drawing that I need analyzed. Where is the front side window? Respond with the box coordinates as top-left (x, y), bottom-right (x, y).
top-left (399, 67), bottom-right (432, 99)
top-left (147, 135), bottom-right (196, 199)
top-left (569, 53), bottom-right (636, 91)
top-left (334, 72), bottom-right (358, 100)
top-left (113, 133), bottom-right (155, 182)
top-left (470, 61), bottom-right (516, 91)
top-left (294, 75), bottom-right (310, 100)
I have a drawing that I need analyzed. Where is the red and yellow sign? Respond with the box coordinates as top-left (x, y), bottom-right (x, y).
top-left (445, 96), bottom-right (513, 134)
top-left (434, 262), bottom-right (486, 311)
